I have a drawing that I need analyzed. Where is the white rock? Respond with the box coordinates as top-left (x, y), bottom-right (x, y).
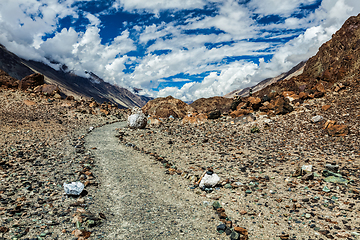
top-left (301, 165), bottom-right (313, 173)
top-left (199, 173), bottom-right (220, 188)
top-left (311, 115), bottom-right (323, 123)
top-left (127, 109), bottom-right (147, 129)
top-left (63, 182), bottom-right (84, 195)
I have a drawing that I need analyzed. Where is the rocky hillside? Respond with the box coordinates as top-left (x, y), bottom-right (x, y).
top-left (224, 61), bottom-right (306, 98)
top-left (255, 13), bottom-right (360, 99)
top-left (0, 44), bottom-right (152, 109)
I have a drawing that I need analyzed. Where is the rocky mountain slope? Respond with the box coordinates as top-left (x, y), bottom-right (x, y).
top-left (254, 13), bottom-right (360, 99)
top-left (0, 44), bottom-right (151, 108)
top-left (224, 61), bottom-right (306, 98)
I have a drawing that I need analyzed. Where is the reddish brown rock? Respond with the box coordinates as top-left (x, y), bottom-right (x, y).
top-left (259, 106), bottom-right (268, 112)
top-left (100, 109), bottom-right (109, 115)
top-left (327, 125), bottom-right (349, 136)
top-left (190, 96), bottom-right (232, 114)
top-left (321, 105), bottom-right (332, 111)
top-left (234, 227), bottom-right (248, 236)
top-left (247, 97), bottom-right (262, 110)
top-left (282, 91), bottom-right (295, 97)
top-left (142, 96), bottom-right (194, 118)
top-left (298, 92), bottom-right (308, 99)
top-left (18, 73), bottom-right (44, 90)
top-left (230, 109), bottom-right (250, 118)
top-left (323, 120), bottom-right (336, 129)
top-left (236, 101), bottom-right (248, 110)
top-left (315, 82), bottom-right (326, 92)
top-left (274, 97), bottom-right (293, 115)
top-left (0, 69), bottom-right (18, 88)
top-left (89, 101), bottom-right (99, 108)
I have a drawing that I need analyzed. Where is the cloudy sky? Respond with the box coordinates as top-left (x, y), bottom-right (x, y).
top-left (0, 0), bottom-right (359, 101)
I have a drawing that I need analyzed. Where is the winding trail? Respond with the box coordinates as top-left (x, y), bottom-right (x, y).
top-left (85, 122), bottom-right (219, 240)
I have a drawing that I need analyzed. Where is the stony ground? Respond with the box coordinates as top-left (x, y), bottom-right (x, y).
top-left (119, 89), bottom-right (360, 240)
top-left (1, 86), bottom-right (360, 240)
top-left (0, 88), bottom-right (122, 239)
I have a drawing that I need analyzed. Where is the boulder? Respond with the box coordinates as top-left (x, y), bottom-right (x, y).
top-left (41, 84), bottom-right (60, 95)
top-left (327, 125), bottom-right (349, 136)
top-left (274, 97), bottom-right (293, 115)
top-left (142, 96), bottom-right (193, 118)
top-left (89, 101), bottom-right (99, 108)
top-left (247, 97), bottom-right (262, 110)
top-left (18, 73), bottom-right (44, 90)
top-left (323, 120), bottom-right (336, 129)
top-left (236, 101), bottom-right (248, 110)
top-left (315, 82), bottom-right (326, 93)
top-left (298, 92), bottom-right (308, 100)
top-left (230, 109), bottom-right (250, 118)
top-left (0, 69), bottom-right (18, 88)
top-left (199, 173), bottom-right (220, 188)
top-left (321, 105), bottom-right (332, 111)
top-left (190, 96), bottom-right (233, 115)
top-left (127, 108), bottom-right (147, 129)
top-left (34, 84), bottom-right (60, 96)
top-left (207, 110), bottom-right (221, 119)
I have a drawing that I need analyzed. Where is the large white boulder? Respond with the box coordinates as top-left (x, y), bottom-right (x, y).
top-left (199, 173), bottom-right (220, 188)
top-left (127, 108), bottom-right (147, 129)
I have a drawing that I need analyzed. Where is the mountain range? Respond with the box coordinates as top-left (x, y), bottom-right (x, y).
top-left (0, 44), bottom-right (152, 108)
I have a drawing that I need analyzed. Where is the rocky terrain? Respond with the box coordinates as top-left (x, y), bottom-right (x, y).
top-left (115, 13), bottom-right (360, 240)
top-left (0, 11), bottom-right (360, 240)
top-left (0, 69), bottom-right (130, 239)
top-left (120, 82), bottom-right (360, 240)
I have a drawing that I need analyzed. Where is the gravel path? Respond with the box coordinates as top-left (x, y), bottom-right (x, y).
top-left (85, 122), bottom-right (220, 240)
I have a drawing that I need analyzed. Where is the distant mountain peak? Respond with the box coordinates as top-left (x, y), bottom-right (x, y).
top-left (0, 44), bottom-right (152, 108)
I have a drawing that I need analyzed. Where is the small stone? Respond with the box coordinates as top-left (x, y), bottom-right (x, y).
top-left (212, 201), bottom-right (221, 210)
top-left (311, 115), bottom-right (323, 123)
top-left (322, 186), bottom-right (331, 192)
top-left (73, 229), bottom-right (83, 238)
top-left (230, 231), bottom-right (240, 240)
top-left (325, 164), bottom-right (339, 173)
top-left (234, 227), bottom-right (248, 236)
top-left (216, 223), bottom-right (226, 233)
top-left (239, 210), bottom-right (247, 215)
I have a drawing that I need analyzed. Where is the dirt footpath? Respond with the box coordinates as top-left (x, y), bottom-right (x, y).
top-left (85, 122), bottom-right (221, 240)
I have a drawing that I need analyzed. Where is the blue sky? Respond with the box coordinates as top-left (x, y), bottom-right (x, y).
top-left (0, 0), bottom-right (359, 101)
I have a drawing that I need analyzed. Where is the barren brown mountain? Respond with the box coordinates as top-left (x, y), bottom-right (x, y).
top-left (255, 13), bottom-right (360, 99)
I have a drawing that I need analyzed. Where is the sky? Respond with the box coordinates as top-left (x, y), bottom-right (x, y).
top-left (0, 0), bottom-right (359, 101)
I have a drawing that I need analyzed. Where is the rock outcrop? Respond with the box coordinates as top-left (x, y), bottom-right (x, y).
top-left (142, 96), bottom-right (194, 118)
top-left (18, 73), bottom-right (44, 90)
top-left (0, 69), bottom-right (18, 88)
top-left (190, 96), bottom-right (233, 115)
